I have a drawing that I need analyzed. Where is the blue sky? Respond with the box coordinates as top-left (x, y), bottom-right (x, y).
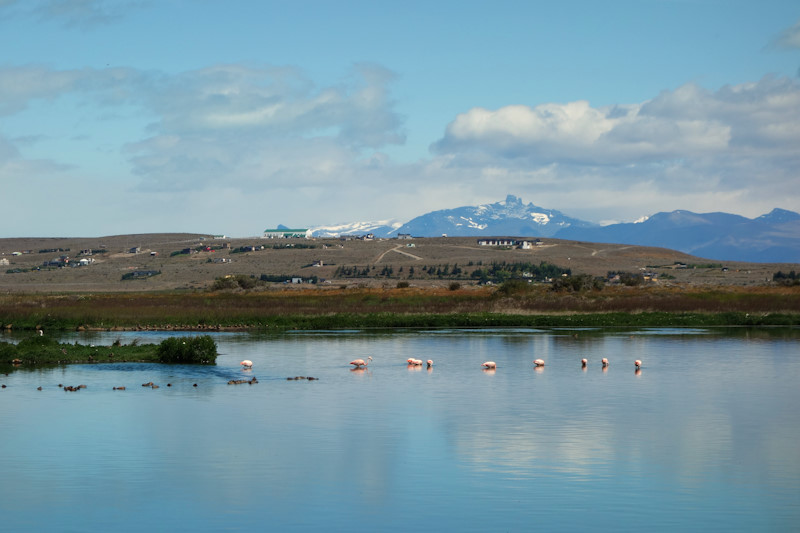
top-left (1, 0), bottom-right (799, 237)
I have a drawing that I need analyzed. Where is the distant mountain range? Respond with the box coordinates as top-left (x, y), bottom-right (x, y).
top-left (307, 195), bottom-right (800, 263)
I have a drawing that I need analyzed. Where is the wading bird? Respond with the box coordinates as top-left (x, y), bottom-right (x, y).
top-left (350, 356), bottom-right (373, 368)
top-left (240, 360), bottom-right (253, 369)
top-left (634, 360), bottom-right (642, 370)
top-left (482, 361), bottom-right (496, 369)
top-left (534, 359), bottom-right (545, 367)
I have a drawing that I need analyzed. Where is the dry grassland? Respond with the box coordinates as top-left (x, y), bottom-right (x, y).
top-left (0, 233), bottom-right (795, 293)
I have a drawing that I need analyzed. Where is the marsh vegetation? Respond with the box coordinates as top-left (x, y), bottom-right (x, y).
top-left (0, 334), bottom-right (217, 366)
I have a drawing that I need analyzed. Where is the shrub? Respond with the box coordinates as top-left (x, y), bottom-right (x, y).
top-left (212, 275), bottom-right (258, 290)
top-left (608, 271), bottom-right (645, 286)
top-left (396, 281), bottom-right (410, 289)
top-left (448, 282), bottom-right (461, 291)
top-left (496, 279), bottom-right (532, 296)
top-left (156, 335), bottom-right (218, 364)
top-left (551, 274), bottom-right (604, 292)
top-left (212, 277), bottom-right (239, 290)
top-left (773, 271), bottom-right (800, 286)
top-left (121, 270), bottom-right (161, 281)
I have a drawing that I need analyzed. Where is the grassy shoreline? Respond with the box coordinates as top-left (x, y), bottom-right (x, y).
top-left (1, 285), bottom-right (799, 331)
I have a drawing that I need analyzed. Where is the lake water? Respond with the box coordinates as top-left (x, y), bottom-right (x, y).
top-left (1, 327), bottom-right (798, 532)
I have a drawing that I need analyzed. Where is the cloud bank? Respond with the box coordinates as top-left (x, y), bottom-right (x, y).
top-left (1, 57), bottom-right (798, 235)
top-left (431, 76), bottom-right (800, 220)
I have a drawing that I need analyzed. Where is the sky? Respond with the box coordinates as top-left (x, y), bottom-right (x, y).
top-left (1, 0), bottom-right (799, 237)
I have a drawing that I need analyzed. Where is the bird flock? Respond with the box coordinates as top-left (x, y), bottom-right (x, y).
top-left (347, 357), bottom-right (644, 371)
top-left (1, 355), bottom-right (645, 391)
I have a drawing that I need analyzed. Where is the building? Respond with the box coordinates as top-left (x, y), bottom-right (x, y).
top-left (263, 229), bottom-right (311, 239)
top-left (477, 238), bottom-right (517, 247)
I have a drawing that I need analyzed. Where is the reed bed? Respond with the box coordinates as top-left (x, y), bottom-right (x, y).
top-left (1, 285), bottom-right (798, 331)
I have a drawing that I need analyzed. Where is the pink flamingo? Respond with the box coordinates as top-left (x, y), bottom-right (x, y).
top-left (240, 360), bottom-right (253, 369)
top-left (350, 356), bottom-right (373, 368)
top-left (482, 361), bottom-right (496, 369)
top-left (427, 359), bottom-right (433, 368)
top-left (533, 359), bottom-right (545, 367)
top-left (634, 360), bottom-right (642, 370)
top-left (601, 358), bottom-right (609, 367)
top-left (581, 358), bottom-right (588, 368)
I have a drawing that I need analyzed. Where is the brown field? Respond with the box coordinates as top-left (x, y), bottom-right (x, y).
top-left (0, 233), bottom-right (796, 293)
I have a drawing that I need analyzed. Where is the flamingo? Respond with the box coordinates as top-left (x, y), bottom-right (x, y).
top-left (240, 360), bottom-right (253, 369)
top-left (581, 358), bottom-right (588, 368)
top-left (533, 359), bottom-right (545, 367)
top-left (634, 360), bottom-right (642, 370)
top-left (601, 358), bottom-right (609, 367)
top-left (482, 361), bottom-right (496, 369)
top-left (427, 359), bottom-right (433, 368)
top-left (350, 356), bottom-right (373, 368)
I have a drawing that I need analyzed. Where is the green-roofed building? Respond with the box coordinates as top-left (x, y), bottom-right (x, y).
top-left (263, 228), bottom-right (311, 239)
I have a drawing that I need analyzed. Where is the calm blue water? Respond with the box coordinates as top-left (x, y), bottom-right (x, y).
top-left (1, 328), bottom-right (798, 532)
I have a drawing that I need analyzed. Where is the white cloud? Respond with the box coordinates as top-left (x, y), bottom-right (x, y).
top-left (772, 19), bottom-right (800, 49)
top-left (0, 0), bottom-right (145, 28)
top-left (0, 133), bottom-right (69, 175)
top-left (137, 63), bottom-right (403, 146)
top-left (430, 76), bottom-right (800, 220)
top-left (433, 77), bottom-right (800, 165)
top-left (0, 62), bottom-right (405, 188)
top-left (119, 63), bottom-right (405, 191)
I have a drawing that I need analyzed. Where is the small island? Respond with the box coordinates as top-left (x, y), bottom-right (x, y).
top-left (0, 335), bottom-right (217, 367)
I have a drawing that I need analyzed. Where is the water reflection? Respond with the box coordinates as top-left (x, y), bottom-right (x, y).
top-left (0, 327), bottom-right (798, 532)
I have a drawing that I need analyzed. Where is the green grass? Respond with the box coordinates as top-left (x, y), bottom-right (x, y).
top-left (0, 335), bottom-right (218, 366)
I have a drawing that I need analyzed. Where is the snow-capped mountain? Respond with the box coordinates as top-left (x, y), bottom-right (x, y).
top-left (309, 219), bottom-right (402, 238)
top-left (304, 197), bottom-right (800, 263)
top-left (553, 208), bottom-right (800, 263)
top-left (394, 195), bottom-right (597, 238)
